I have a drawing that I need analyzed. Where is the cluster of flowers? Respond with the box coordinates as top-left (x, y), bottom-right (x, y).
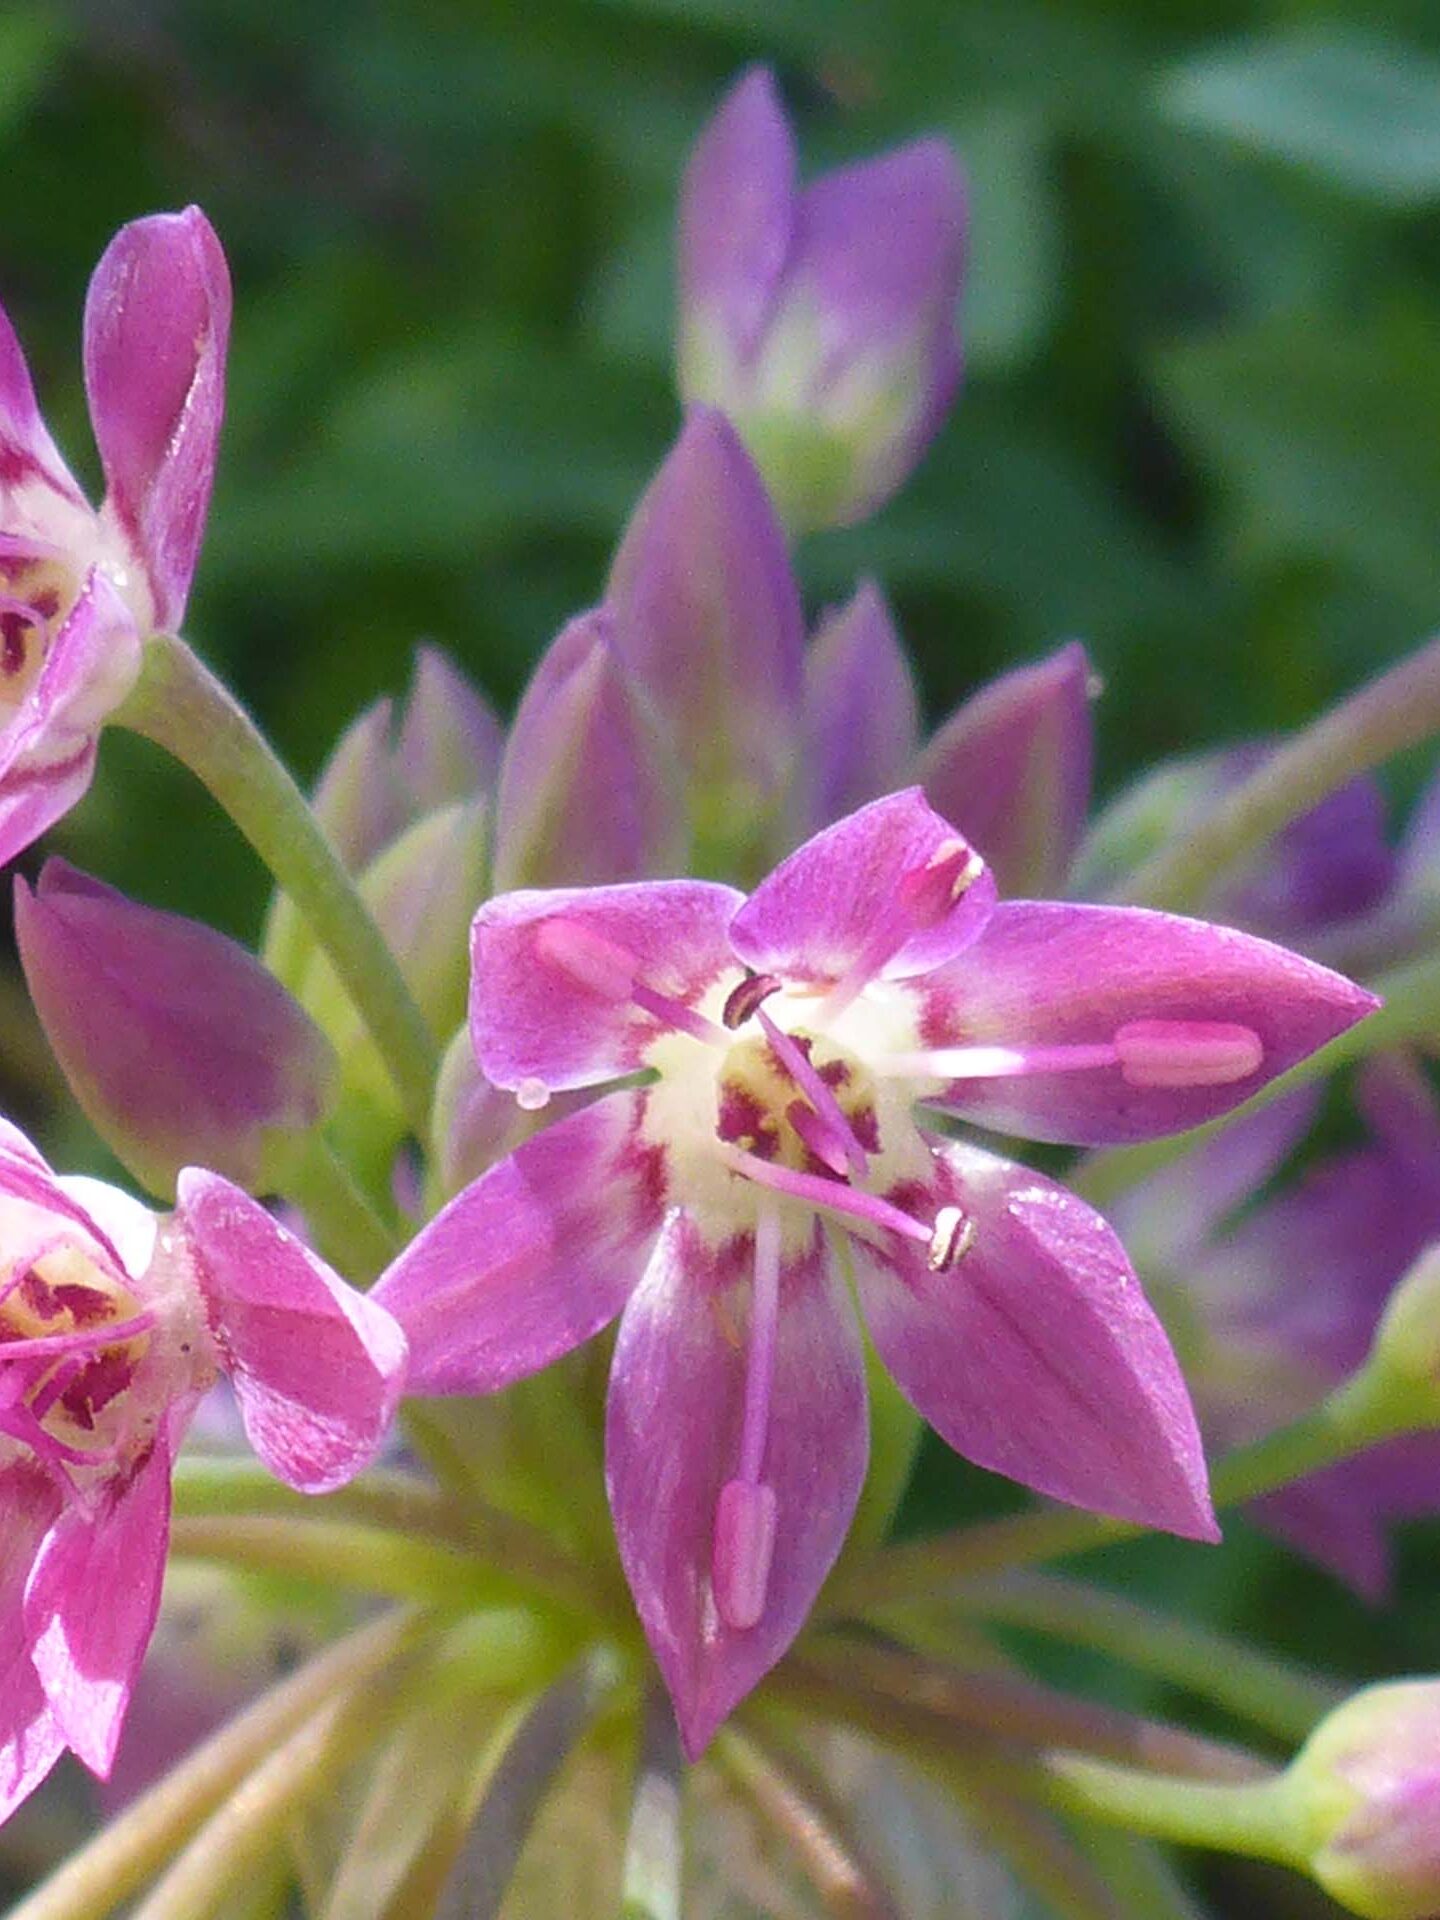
top-left (2, 66), bottom-right (1439, 1920)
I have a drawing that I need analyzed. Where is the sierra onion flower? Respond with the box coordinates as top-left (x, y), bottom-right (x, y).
top-left (0, 209), bottom-right (230, 865)
top-left (375, 789), bottom-right (1375, 1754)
top-left (0, 1122), bottom-right (405, 1821)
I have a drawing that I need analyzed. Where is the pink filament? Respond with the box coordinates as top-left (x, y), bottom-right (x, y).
top-left (718, 1143), bottom-right (932, 1248)
top-left (819, 838), bottom-right (983, 1018)
top-left (537, 916), bottom-right (729, 1048)
top-left (714, 1207), bottom-right (783, 1633)
top-left (887, 1020), bottom-right (1264, 1091)
top-left (759, 1008), bottom-right (868, 1177)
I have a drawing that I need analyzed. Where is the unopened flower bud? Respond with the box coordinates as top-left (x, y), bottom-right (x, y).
top-left (1365, 1244), bottom-right (1440, 1423)
top-left (1284, 1680), bottom-right (1440, 1919)
top-left (14, 860), bottom-right (338, 1197)
top-left (677, 67), bottom-right (966, 530)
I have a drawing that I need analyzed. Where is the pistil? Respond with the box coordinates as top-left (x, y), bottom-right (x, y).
top-left (758, 1007), bottom-right (869, 1177)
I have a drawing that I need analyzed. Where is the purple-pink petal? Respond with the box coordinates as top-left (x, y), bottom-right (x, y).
top-left (678, 65), bottom-right (795, 358)
top-left (605, 1212), bottom-right (868, 1759)
top-left (0, 1461), bottom-right (64, 1821)
top-left (493, 608), bottom-right (684, 891)
top-left (851, 1138), bottom-right (1217, 1539)
top-left (83, 207), bottom-right (231, 631)
top-left (26, 1443), bottom-right (172, 1777)
top-left (0, 567), bottom-right (141, 868)
top-left (471, 879), bottom-right (743, 1093)
top-left (802, 579), bottom-right (920, 826)
top-left (0, 301), bottom-right (85, 515)
top-left (604, 409), bottom-right (804, 829)
top-left (395, 643), bottom-right (503, 813)
top-left (177, 1170), bottom-right (407, 1494)
top-left (915, 642), bottom-right (1094, 898)
top-left (373, 1092), bottom-right (661, 1394)
top-left (922, 901), bottom-right (1378, 1145)
top-left (729, 788), bottom-right (995, 987)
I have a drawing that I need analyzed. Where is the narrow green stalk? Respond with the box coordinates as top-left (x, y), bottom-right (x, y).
top-left (928, 1572), bottom-right (1338, 1741)
top-left (836, 1362), bottom-right (1423, 1607)
top-left (8, 1611), bottom-right (423, 1920)
top-left (128, 1660), bottom-right (412, 1920)
top-left (621, 1691), bottom-right (686, 1920)
top-left (1118, 631), bottom-right (1440, 911)
top-left (1076, 945), bottom-right (1440, 1212)
top-left (1043, 1753), bottom-right (1300, 1867)
top-left (716, 1725), bottom-right (899, 1919)
top-left (167, 1514), bottom-right (526, 1611)
top-left (268, 1129), bottom-right (399, 1279)
top-left (117, 634), bottom-right (437, 1134)
top-left (171, 1456), bottom-right (459, 1540)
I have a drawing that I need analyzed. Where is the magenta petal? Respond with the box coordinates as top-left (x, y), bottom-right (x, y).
top-left (471, 879), bottom-right (742, 1092)
top-left (853, 1138), bottom-right (1217, 1539)
top-left (493, 608), bottom-right (684, 891)
top-left (803, 580), bottom-right (920, 826)
top-left (606, 1214), bottom-right (868, 1758)
top-left (924, 901), bottom-right (1379, 1145)
top-left (916, 642), bottom-right (1094, 897)
top-left (605, 409), bottom-right (804, 834)
top-left (84, 207), bottom-right (231, 630)
top-left (26, 1444), bottom-right (172, 1776)
top-left (0, 301), bottom-right (85, 514)
top-left (729, 789), bottom-right (995, 987)
top-left (0, 1462), bottom-right (64, 1822)
top-left (176, 1171), bottom-right (407, 1492)
top-left (373, 1092), bottom-right (659, 1394)
top-left (0, 567), bottom-right (141, 867)
top-left (678, 65), bottom-right (795, 358)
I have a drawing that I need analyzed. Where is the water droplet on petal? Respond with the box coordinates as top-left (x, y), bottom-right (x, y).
top-left (515, 1077), bottom-right (552, 1112)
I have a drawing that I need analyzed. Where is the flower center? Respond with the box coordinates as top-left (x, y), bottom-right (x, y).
top-left (714, 1025), bottom-right (879, 1177)
top-left (0, 537), bottom-right (79, 712)
top-left (0, 1242), bottom-right (156, 1467)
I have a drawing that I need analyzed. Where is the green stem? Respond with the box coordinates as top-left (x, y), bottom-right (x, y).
top-left (1043, 1753), bottom-right (1300, 1867)
top-left (1118, 631), bottom-right (1440, 912)
top-left (8, 1611), bottom-right (423, 1920)
top-left (621, 1690), bottom-right (686, 1920)
top-left (268, 1130), bottom-right (399, 1280)
top-left (835, 1367), bottom-right (1419, 1608)
top-left (925, 1572), bottom-right (1338, 1741)
top-left (171, 1456), bottom-right (457, 1538)
top-left (117, 634), bottom-right (437, 1134)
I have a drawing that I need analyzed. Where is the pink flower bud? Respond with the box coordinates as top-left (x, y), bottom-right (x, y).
top-left (15, 860), bottom-right (338, 1197)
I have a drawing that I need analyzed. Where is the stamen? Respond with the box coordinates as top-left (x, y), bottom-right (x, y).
top-left (535, 916), bottom-right (730, 1048)
top-left (786, 1100), bottom-right (852, 1178)
top-left (885, 1021), bottom-right (1264, 1091)
top-left (0, 1309), bottom-right (154, 1364)
top-left (714, 1207), bottom-right (781, 1632)
top-left (1112, 1020), bottom-right (1263, 1088)
top-left (759, 1008), bottom-right (869, 1177)
top-left (723, 971), bottom-right (783, 1030)
top-left (818, 837), bottom-right (986, 1020)
top-left (717, 1142), bottom-right (933, 1250)
top-left (928, 1205), bottom-right (976, 1272)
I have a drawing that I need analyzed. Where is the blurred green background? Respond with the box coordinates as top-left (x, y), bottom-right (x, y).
top-left (4, 3), bottom-right (1440, 1908)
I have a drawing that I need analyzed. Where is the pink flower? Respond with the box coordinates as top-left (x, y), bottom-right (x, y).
top-left (375, 789), bottom-right (1376, 1755)
top-left (0, 208), bottom-right (230, 865)
top-left (0, 1123), bottom-right (404, 1822)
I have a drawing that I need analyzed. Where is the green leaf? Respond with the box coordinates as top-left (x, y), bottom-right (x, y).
top-left (1159, 31), bottom-right (1440, 205)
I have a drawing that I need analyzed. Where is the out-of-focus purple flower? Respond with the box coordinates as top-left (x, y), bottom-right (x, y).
top-left (678, 68), bottom-right (965, 530)
top-left (0, 1124), bottom-right (405, 1823)
top-left (14, 860), bottom-right (338, 1198)
top-left (1284, 1679), bottom-right (1440, 1919)
top-left (0, 210), bottom-right (230, 866)
top-left (492, 608), bottom-right (684, 892)
top-left (606, 408), bottom-right (804, 870)
top-left (1104, 1056), bottom-right (1440, 1599)
top-left (798, 585), bottom-right (1094, 896)
top-left (376, 788), bottom-right (1374, 1755)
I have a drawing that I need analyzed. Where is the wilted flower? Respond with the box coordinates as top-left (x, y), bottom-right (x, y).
top-left (677, 67), bottom-right (965, 530)
top-left (15, 859), bottom-right (339, 1198)
top-left (376, 788), bottom-right (1374, 1754)
top-left (0, 209), bottom-right (230, 865)
top-left (0, 1123), bottom-right (405, 1820)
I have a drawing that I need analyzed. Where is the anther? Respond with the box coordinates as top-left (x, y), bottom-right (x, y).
top-left (1112, 1020), bottom-right (1263, 1089)
top-left (723, 971), bottom-right (783, 1030)
top-left (713, 1478), bottom-right (777, 1631)
top-left (928, 1206), bottom-right (976, 1271)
